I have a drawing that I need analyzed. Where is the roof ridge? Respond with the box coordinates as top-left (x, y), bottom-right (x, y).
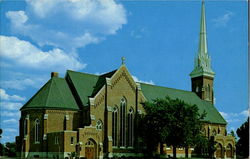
top-left (45, 78), bottom-right (54, 106)
top-left (21, 78), bottom-right (52, 110)
top-left (67, 70), bottom-right (99, 77)
top-left (99, 69), bottom-right (117, 77)
top-left (140, 82), bottom-right (193, 93)
top-left (53, 78), bottom-right (68, 107)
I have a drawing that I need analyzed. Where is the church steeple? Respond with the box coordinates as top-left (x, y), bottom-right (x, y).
top-left (190, 0), bottom-right (215, 103)
top-left (190, 0), bottom-right (214, 78)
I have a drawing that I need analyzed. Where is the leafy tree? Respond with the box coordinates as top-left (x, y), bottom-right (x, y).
top-left (236, 117), bottom-right (249, 158)
top-left (0, 143), bottom-right (4, 156)
top-left (4, 142), bottom-right (17, 157)
top-left (229, 130), bottom-right (237, 141)
top-left (141, 96), bottom-right (206, 158)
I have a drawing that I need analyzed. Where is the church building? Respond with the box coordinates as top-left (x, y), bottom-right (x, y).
top-left (17, 1), bottom-right (235, 159)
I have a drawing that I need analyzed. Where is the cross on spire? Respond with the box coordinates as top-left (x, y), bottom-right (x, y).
top-left (121, 56), bottom-right (126, 65)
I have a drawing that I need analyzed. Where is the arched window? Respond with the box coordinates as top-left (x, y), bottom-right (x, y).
top-left (120, 97), bottom-right (126, 147)
top-left (96, 120), bottom-right (103, 130)
top-left (207, 84), bottom-right (211, 99)
top-left (218, 127), bottom-right (221, 134)
top-left (128, 108), bottom-right (134, 147)
top-left (112, 107), bottom-right (118, 146)
top-left (34, 119), bottom-right (40, 143)
top-left (196, 86), bottom-right (199, 92)
top-left (24, 119), bottom-right (27, 136)
top-left (212, 129), bottom-right (217, 136)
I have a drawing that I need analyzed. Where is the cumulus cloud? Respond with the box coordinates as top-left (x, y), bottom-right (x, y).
top-left (2, 78), bottom-right (45, 90)
top-left (1, 111), bottom-right (20, 117)
top-left (2, 118), bottom-right (18, 123)
top-left (0, 36), bottom-right (85, 71)
top-left (0, 89), bottom-right (26, 101)
top-left (1, 102), bottom-right (23, 111)
top-left (132, 75), bottom-right (154, 85)
top-left (130, 27), bottom-right (146, 39)
top-left (4, 128), bottom-right (18, 133)
top-left (6, 0), bottom-right (127, 51)
top-left (212, 11), bottom-right (234, 27)
top-left (240, 109), bottom-right (249, 117)
top-left (220, 109), bottom-right (249, 123)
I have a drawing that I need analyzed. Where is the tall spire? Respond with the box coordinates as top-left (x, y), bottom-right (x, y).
top-left (198, 0), bottom-right (208, 56)
top-left (190, 0), bottom-right (214, 78)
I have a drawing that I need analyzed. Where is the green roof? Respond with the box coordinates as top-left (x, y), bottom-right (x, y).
top-left (140, 83), bottom-right (227, 125)
top-left (66, 70), bottom-right (116, 106)
top-left (21, 68), bottom-right (226, 125)
top-left (20, 77), bottom-right (79, 110)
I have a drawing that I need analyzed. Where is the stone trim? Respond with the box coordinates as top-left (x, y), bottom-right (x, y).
top-left (90, 114), bottom-right (96, 120)
top-left (89, 98), bottom-right (95, 106)
top-left (107, 106), bottom-right (113, 112)
top-left (106, 77), bottom-right (112, 86)
top-left (43, 134), bottom-right (47, 140)
top-left (44, 114), bottom-right (48, 120)
top-left (65, 114), bottom-right (69, 120)
top-left (136, 82), bottom-right (141, 91)
top-left (108, 152), bottom-right (144, 157)
top-left (108, 136), bottom-right (113, 141)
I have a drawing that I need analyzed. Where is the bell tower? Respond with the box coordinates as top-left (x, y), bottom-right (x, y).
top-left (190, 0), bottom-right (215, 103)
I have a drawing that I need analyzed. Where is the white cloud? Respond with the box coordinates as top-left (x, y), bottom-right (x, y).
top-left (2, 118), bottom-right (18, 123)
top-left (132, 75), bottom-right (154, 85)
top-left (0, 71), bottom-right (48, 90)
top-left (0, 36), bottom-right (85, 72)
top-left (130, 27), bottom-right (146, 39)
top-left (1, 102), bottom-right (23, 111)
top-left (220, 109), bottom-right (249, 124)
top-left (2, 78), bottom-right (45, 90)
top-left (6, 0), bottom-right (127, 51)
top-left (212, 11), bottom-right (234, 27)
top-left (1, 111), bottom-right (20, 117)
top-left (4, 128), bottom-right (18, 133)
top-left (6, 11), bottom-right (28, 25)
top-left (240, 109), bottom-right (249, 117)
top-left (0, 89), bottom-right (26, 101)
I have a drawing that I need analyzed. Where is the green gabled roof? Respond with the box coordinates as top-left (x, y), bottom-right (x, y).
top-left (66, 70), bottom-right (116, 106)
top-left (20, 77), bottom-right (79, 110)
top-left (140, 83), bottom-right (227, 125)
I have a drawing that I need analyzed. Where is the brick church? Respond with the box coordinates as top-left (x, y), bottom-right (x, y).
top-left (17, 1), bottom-right (235, 159)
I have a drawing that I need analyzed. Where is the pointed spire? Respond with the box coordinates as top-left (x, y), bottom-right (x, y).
top-left (190, 0), bottom-right (215, 78)
top-left (198, 0), bottom-right (208, 56)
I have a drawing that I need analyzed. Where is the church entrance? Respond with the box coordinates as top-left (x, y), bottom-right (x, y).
top-left (216, 143), bottom-right (223, 158)
top-left (85, 139), bottom-right (97, 159)
top-left (226, 144), bottom-right (233, 158)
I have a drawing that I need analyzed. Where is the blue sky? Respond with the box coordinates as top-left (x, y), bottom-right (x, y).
top-left (0, 0), bottom-right (248, 143)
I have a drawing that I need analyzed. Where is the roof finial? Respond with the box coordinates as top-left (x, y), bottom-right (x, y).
top-left (121, 56), bottom-right (126, 65)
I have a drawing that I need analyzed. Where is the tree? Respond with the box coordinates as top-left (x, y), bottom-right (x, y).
top-left (141, 96), bottom-right (206, 158)
top-left (229, 130), bottom-right (237, 141)
top-left (236, 117), bottom-right (249, 158)
top-left (4, 142), bottom-right (17, 157)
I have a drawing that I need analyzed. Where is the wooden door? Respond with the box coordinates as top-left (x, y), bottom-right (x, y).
top-left (226, 144), bottom-right (233, 158)
top-left (85, 139), bottom-right (96, 159)
top-left (216, 143), bottom-right (223, 158)
top-left (85, 147), bottom-right (95, 159)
